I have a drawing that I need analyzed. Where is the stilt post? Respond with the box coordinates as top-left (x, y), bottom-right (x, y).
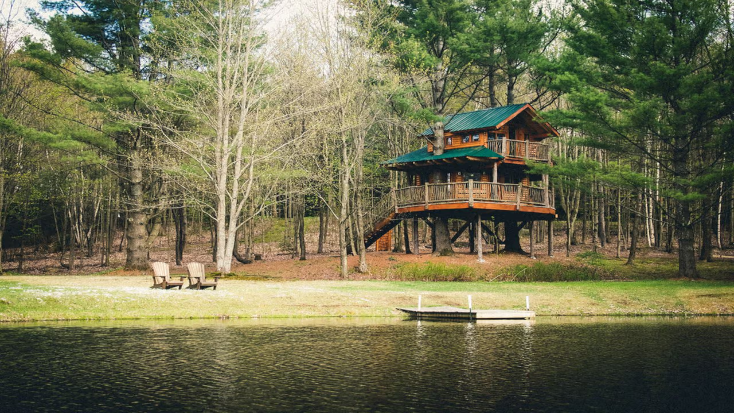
top-left (476, 214), bottom-right (484, 262)
top-left (529, 221), bottom-right (535, 259)
top-left (412, 217), bottom-right (419, 255)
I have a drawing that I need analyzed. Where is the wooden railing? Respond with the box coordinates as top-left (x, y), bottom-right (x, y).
top-left (365, 182), bottom-right (554, 237)
top-left (390, 181), bottom-right (555, 211)
top-left (486, 139), bottom-right (550, 162)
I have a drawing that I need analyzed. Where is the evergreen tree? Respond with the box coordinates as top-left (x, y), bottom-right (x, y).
top-left (26, 0), bottom-right (164, 269)
top-left (546, 0), bottom-right (734, 277)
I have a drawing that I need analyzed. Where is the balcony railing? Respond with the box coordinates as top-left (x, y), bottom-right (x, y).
top-left (363, 181), bottom-right (555, 238)
top-left (392, 181), bottom-right (555, 211)
top-left (486, 139), bottom-right (550, 162)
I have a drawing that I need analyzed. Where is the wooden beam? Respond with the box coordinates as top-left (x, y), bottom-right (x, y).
top-left (421, 217), bottom-right (434, 229)
top-left (451, 220), bottom-right (471, 242)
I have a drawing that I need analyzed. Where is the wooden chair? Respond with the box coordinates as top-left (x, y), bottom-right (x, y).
top-left (186, 262), bottom-right (220, 290)
top-left (151, 262), bottom-right (185, 290)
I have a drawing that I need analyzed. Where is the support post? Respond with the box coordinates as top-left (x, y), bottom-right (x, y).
top-left (468, 179), bottom-right (474, 207)
top-left (548, 220), bottom-right (554, 257)
top-left (391, 189), bottom-right (398, 214)
top-left (543, 174), bottom-right (549, 206)
top-left (412, 217), bottom-right (419, 255)
top-left (476, 213), bottom-right (484, 262)
top-left (516, 183), bottom-right (522, 210)
top-left (493, 162), bottom-right (498, 183)
top-left (424, 182), bottom-right (429, 210)
top-left (525, 140), bottom-right (529, 158)
top-left (529, 221), bottom-right (535, 259)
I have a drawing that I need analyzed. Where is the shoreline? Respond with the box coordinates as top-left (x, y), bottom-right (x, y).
top-left (2, 275), bottom-right (734, 322)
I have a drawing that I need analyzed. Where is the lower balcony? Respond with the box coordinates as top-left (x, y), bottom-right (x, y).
top-left (392, 181), bottom-right (555, 215)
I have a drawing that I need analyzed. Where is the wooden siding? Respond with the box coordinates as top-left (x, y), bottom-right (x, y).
top-left (376, 230), bottom-right (392, 251)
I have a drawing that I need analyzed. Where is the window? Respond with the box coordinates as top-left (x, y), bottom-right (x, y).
top-left (447, 137), bottom-right (452, 145)
top-left (462, 135), bottom-right (470, 143)
top-left (472, 134), bottom-right (479, 141)
top-left (496, 133), bottom-right (505, 140)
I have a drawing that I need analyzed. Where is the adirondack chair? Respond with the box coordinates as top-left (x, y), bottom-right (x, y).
top-left (186, 262), bottom-right (220, 290)
top-left (151, 262), bottom-right (185, 289)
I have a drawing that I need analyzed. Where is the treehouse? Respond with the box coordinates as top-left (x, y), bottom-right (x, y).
top-left (365, 103), bottom-right (559, 257)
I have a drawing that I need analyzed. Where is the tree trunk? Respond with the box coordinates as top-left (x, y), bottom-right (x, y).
top-left (125, 153), bottom-right (149, 270)
top-left (317, 200), bottom-right (328, 254)
top-left (598, 184), bottom-right (606, 248)
top-left (626, 192), bottom-right (641, 265)
top-left (700, 198), bottom-right (713, 262)
top-left (674, 150), bottom-right (697, 277)
top-left (504, 221), bottom-right (523, 253)
top-left (403, 220), bottom-right (411, 254)
top-left (172, 202), bottom-right (186, 266)
top-left (432, 217), bottom-right (453, 255)
top-left (339, 135), bottom-right (350, 278)
top-left (298, 196), bottom-right (307, 261)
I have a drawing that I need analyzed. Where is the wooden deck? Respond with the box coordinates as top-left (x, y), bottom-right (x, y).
top-left (397, 306), bottom-right (535, 320)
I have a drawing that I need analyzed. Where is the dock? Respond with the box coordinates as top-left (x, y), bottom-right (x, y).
top-left (397, 306), bottom-right (535, 320)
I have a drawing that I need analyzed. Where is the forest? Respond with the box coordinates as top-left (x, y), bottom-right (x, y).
top-left (0, 0), bottom-right (733, 279)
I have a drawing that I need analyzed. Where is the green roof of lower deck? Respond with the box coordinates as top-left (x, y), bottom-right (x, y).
top-left (383, 146), bottom-right (503, 166)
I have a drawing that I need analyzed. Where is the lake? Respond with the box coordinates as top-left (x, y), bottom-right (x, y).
top-left (1, 317), bottom-right (733, 412)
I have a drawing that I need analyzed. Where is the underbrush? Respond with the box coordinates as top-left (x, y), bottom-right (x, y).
top-left (496, 262), bottom-right (616, 282)
top-left (390, 262), bottom-right (483, 281)
top-left (390, 260), bottom-right (618, 282)
top-left (209, 271), bottom-right (275, 281)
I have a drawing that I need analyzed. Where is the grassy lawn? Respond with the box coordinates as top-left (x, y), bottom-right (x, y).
top-left (1, 275), bottom-right (733, 322)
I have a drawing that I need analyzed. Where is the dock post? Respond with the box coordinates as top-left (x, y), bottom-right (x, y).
top-left (526, 296), bottom-right (530, 310)
top-left (418, 295), bottom-right (422, 310)
top-left (468, 295), bottom-right (472, 319)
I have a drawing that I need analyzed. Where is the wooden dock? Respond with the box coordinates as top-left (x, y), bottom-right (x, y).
top-left (397, 306), bottom-right (535, 320)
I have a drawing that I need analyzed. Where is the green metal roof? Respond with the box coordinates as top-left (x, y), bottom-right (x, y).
top-left (420, 103), bottom-right (528, 136)
top-left (383, 146), bottom-right (503, 166)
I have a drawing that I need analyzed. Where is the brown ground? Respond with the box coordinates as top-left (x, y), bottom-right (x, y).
top-left (6, 229), bottom-right (734, 280)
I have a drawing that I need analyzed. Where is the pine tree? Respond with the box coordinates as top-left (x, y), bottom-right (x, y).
top-left (26, 0), bottom-right (164, 269)
top-left (547, 0), bottom-right (734, 277)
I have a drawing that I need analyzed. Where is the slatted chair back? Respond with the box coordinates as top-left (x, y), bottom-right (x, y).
top-left (187, 262), bottom-right (206, 282)
top-left (151, 262), bottom-right (170, 281)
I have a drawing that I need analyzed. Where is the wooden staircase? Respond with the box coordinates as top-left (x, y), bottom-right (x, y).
top-left (364, 211), bottom-right (402, 248)
top-left (363, 190), bottom-right (403, 249)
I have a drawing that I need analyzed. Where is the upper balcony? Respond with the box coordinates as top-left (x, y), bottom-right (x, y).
top-left (486, 139), bottom-right (550, 162)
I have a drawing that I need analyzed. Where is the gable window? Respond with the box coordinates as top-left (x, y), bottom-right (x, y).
top-left (473, 134), bottom-right (480, 141)
top-left (447, 137), bottom-right (452, 145)
top-left (462, 135), bottom-right (470, 143)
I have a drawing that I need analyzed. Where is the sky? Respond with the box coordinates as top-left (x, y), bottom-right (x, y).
top-left (2, 0), bottom-right (335, 43)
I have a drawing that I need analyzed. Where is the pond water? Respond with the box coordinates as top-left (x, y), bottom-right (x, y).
top-left (1, 317), bottom-right (733, 412)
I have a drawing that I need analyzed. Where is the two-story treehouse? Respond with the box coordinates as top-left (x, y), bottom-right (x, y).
top-left (364, 103), bottom-right (559, 258)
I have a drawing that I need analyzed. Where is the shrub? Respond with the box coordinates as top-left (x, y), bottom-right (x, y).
top-left (391, 262), bottom-right (482, 281)
top-left (576, 250), bottom-right (606, 265)
top-left (497, 262), bottom-right (614, 282)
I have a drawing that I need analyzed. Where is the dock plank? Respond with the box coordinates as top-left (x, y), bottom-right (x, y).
top-left (397, 306), bottom-right (535, 320)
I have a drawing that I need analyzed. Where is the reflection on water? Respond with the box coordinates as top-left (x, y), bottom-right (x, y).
top-left (1, 317), bottom-right (733, 412)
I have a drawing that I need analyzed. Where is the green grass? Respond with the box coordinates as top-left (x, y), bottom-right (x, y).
top-left (1, 276), bottom-right (733, 321)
